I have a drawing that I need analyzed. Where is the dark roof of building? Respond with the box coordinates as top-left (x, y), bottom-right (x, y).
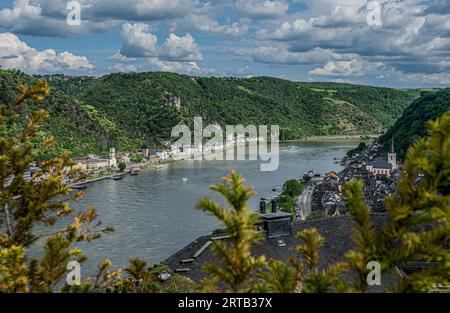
top-left (369, 157), bottom-right (393, 170)
top-left (163, 214), bottom-right (394, 291)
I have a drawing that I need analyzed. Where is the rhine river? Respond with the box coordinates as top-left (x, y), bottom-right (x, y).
top-left (62, 141), bottom-right (358, 274)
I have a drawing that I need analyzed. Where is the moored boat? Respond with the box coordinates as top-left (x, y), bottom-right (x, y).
top-left (69, 184), bottom-right (87, 190)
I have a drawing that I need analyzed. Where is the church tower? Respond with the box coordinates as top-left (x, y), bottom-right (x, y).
top-left (109, 147), bottom-right (117, 167)
top-left (387, 137), bottom-right (397, 170)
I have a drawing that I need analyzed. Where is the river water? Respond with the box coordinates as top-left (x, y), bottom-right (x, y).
top-left (62, 141), bottom-right (357, 274)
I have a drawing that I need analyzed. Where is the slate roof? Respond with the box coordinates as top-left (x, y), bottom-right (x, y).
top-left (369, 157), bottom-right (393, 170)
top-left (164, 214), bottom-right (395, 291)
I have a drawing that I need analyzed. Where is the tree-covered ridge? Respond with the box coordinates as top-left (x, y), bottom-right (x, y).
top-left (0, 70), bottom-right (142, 158)
top-left (1, 69), bottom-right (419, 157)
top-left (72, 73), bottom-right (418, 142)
top-left (378, 88), bottom-right (450, 160)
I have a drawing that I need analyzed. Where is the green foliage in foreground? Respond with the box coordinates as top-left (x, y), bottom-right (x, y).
top-left (277, 179), bottom-right (304, 215)
top-left (0, 82), bottom-right (192, 293)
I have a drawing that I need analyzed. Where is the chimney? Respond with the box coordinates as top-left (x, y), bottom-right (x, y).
top-left (260, 198), bottom-right (267, 214)
top-left (271, 198), bottom-right (278, 213)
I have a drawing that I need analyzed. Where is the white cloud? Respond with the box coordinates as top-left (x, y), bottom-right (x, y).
top-left (310, 60), bottom-right (365, 77)
top-left (170, 15), bottom-right (250, 37)
top-left (401, 72), bottom-right (450, 85)
top-left (313, 5), bottom-right (365, 28)
top-left (309, 57), bottom-right (385, 78)
top-left (161, 33), bottom-right (203, 61)
top-left (145, 58), bottom-right (218, 76)
top-left (0, 0), bottom-right (117, 37)
top-left (0, 0), bottom-right (199, 37)
top-left (119, 23), bottom-right (202, 62)
top-left (256, 18), bottom-right (313, 41)
top-left (114, 26), bottom-right (207, 75)
top-left (88, 0), bottom-right (195, 21)
top-left (109, 63), bottom-right (139, 73)
top-left (236, 46), bottom-right (336, 64)
top-left (109, 52), bottom-right (137, 63)
top-left (120, 23), bottom-right (158, 58)
top-left (146, 58), bottom-right (200, 74)
top-left (0, 32), bottom-right (93, 73)
top-left (234, 0), bottom-right (288, 19)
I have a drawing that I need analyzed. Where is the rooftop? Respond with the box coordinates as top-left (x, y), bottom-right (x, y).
top-left (369, 157), bottom-right (393, 170)
top-left (164, 214), bottom-right (392, 291)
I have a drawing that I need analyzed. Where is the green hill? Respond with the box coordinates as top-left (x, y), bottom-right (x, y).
top-left (1, 69), bottom-right (419, 158)
top-left (378, 89), bottom-right (450, 160)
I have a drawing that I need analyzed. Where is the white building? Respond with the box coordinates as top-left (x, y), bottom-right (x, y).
top-left (109, 147), bottom-right (117, 167)
top-left (157, 151), bottom-right (170, 160)
top-left (366, 138), bottom-right (397, 177)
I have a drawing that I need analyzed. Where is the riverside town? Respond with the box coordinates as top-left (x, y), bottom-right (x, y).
top-left (0, 0), bottom-right (449, 311)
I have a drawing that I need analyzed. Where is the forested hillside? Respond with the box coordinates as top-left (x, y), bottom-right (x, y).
top-left (0, 69), bottom-right (419, 157)
top-left (378, 88), bottom-right (450, 160)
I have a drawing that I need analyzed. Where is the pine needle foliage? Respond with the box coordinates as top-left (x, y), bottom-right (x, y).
top-left (196, 170), bottom-right (266, 292)
top-left (343, 110), bottom-right (450, 292)
top-left (0, 82), bottom-right (116, 292)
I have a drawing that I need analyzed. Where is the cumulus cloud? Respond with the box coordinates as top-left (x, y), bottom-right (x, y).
top-left (232, 46), bottom-right (338, 65)
top-left (161, 33), bottom-right (203, 62)
top-left (0, 0), bottom-right (117, 37)
top-left (119, 23), bottom-right (203, 62)
top-left (109, 52), bottom-right (137, 63)
top-left (2, 0), bottom-right (450, 85)
top-left (120, 23), bottom-right (158, 58)
top-left (310, 59), bottom-right (366, 77)
top-left (313, 5), bottom-right (366, 28)
top-left (0, 0), bottom-right (199, 37)
top-left (0, 32), bottom-right (93, 73)
top-left (234, 0), bottom-right (288, 19)
top-left (113, 23), bottom-right (207, 75)
top-left (248, 0), bottom-right (450, 84)
top-left (401, 72), bottom-right (450, 85)
top-left (146, 59), bottom-right (201, 74)
top-left (424, 0), bottom-right (450, 15)
top-left (109, 62), bottom-right (139, 73)
top-left (86, 0), bottom-right (194, 21)
top-left (170, 15), bottom-right (250, 37)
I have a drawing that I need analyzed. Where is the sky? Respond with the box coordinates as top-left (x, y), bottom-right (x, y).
top-left (0, 0), bottom-right (450, 87)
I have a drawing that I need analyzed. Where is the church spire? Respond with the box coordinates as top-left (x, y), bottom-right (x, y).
top-left (388, 137), bottom-right (397, 170)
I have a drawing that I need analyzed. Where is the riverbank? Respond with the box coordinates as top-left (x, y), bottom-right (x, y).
top-left (68, 138), bottom-right (359, 189)
top-left (68, 171), bottom-right (129, 188)
top-left (283, 134), bottom-right (379, 142)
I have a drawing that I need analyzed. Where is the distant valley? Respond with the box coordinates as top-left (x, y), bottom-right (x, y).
top-left (0, 69), bottom-right (422, 158)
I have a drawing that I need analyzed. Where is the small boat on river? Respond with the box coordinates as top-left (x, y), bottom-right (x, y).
top-left (69, 184), bottom-right (87, 190)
